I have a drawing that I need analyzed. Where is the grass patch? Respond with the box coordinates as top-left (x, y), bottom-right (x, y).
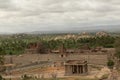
top-left (100, 74), bottom-right (109, 80)
top-left (90, 65), bottom-right (102, 70)
top-left (19, 77), bottom-right (99, 80)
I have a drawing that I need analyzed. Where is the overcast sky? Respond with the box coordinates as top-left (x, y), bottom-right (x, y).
top-left (0, 0), bottom-right (120, 33)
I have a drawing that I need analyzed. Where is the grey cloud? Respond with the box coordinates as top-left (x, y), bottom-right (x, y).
top-left (0, 0), bottom-right (120, 33)
top-left (0, 0), bottom-right (17, 11)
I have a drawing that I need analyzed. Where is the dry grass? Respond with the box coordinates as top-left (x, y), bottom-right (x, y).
top-left (20, 78), bottom-right (98, 80)
top-left (5, 76), bottom-right (98, 80)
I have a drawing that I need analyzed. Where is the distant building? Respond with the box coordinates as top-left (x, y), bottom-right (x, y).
top-left (65, 60), bottom-right (88, 76)
top-left (66, 49), bottom-right (75, 53)
top-left (25, 42), bottom-right (47, 54)
top-left (51, 50), bottom-right (60, 54)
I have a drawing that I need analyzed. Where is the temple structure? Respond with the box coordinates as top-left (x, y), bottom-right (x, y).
top-left (65, 60), bottom-right (88, 76)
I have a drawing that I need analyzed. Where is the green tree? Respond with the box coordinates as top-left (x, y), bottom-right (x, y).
top-left (115, 38), bottom-right (120, 58)
top-left (114, 38), bottom-right (120, 69)
top-left (21, 74), bottom-right (32, 80)
top-left (107, 60), bottom-right (114, 69)
top-left (0, 56), bottom-right (4, 72)
top-left (0, 75), bottom-right (5, 80)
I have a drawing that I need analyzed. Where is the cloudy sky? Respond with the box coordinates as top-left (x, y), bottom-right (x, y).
top-left (0, 0), bottom-right (120, 33)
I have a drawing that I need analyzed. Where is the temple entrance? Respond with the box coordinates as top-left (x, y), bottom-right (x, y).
top-left (65, 60), bottom-right (88, 76)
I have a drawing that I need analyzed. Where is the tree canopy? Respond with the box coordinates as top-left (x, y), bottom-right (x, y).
top-left (0, 34), bottom-right (117, 55)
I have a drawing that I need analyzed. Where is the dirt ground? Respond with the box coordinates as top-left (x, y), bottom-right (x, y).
top-left (3, 66), bottom-right (111, 80)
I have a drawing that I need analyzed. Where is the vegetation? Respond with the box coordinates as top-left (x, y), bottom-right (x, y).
top-left (0, 75), bottom-right (5, 80)
top-left (107, 60), bottom-right (114, 69)
top-left (0, 39), bottom-right (26, 55)
top-left (0, 44), bottom-right (5, 72)
top-left (21, 74), bottom-right (33, 80)
top-left (114, 38), bottom-right (120, 69)
top-left (43, 36), bottom-right (115, 49)
top-left (114, 38), bottom-right (120, 58)
top-left (100, 74), bottom-right (109, 80)
top-left (20, 75), bottom-right (99, 80)
top-left (90, 65), bottom-right (101, 70)
top-left (0, 33), bottom-right (118, 55)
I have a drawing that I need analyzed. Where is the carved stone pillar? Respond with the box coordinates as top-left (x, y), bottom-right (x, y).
top-left (72, 65), bottom-right (73, 74)
top-left (77, 65), bottom-right (79, 74)
top-left (80, 65), bottom-right (82, 74)
top-left (81, 65), bottom-right (83, 73)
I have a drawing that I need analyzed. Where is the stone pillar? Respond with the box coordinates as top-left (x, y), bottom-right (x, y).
top-left (84, 64), bottom-right (88, 73)
top-left (86, 64), bottom-right (88, 72)
top-left (78, 65), bottom-right (80, 74)
top-left (81, 65), bottom-right (83, 73)
top-left (79, 65), bottom-right (81, 74)
top-left (85, 65), bottom-right (86, 73)
top-left (83, 65), bottom-right (85, 73)
top-left (68, 65), bottom-right (72, 74)
top-left (77, 65), bottom-right (79, 74)
top-left (75, 65), bottom-right (77, 74)
top-left (72, 65), bottom-right (73, 74)
top-left (83, 65), bottom-right (86, 73)
top-left (80, 65), bottom-right (82, 74)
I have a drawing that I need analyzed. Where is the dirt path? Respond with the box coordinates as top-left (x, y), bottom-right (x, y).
top-left (107, 69), bottom-right (120, 80)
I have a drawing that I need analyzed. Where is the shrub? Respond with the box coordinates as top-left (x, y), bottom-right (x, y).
top-left (0, 75), bottom-right (5, 80)
top-left (107, 60), bottom-right (114, 69)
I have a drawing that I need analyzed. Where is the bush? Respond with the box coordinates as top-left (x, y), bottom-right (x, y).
top-left (21, 74), bottom-right (32, 80)
top-left (0, 75), bottom-right (5, 80)
top-left (100, 74), bottom-right (109, 79)
top-left (107, 60), bottom-right (114, 69)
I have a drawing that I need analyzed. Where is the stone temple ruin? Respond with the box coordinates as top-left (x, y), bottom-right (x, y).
top-left (4, 41), bottom-right (115, 78)
top-left (65, 60), bottom-right (88, 76)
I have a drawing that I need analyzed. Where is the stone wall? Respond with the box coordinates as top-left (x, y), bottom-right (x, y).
top-left (5, 53), bottom-right (108, 67)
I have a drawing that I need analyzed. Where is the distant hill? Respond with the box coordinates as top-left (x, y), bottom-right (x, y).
top-left (28, 25), bottom-right (120, 34)
top-left (81, 25), bottom-right (120, 32)
top-left (0, 25), bottom-right (120, 35)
